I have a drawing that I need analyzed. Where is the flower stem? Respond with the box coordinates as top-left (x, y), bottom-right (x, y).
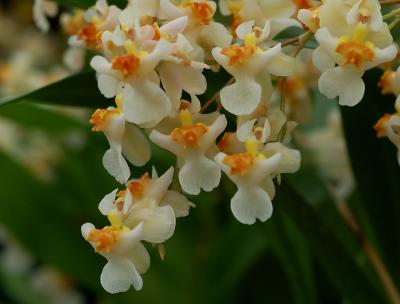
top-left (383, 7), bottom-right (400, 20)
top-left (380, 0), bottom-right (400, 6)
top-left (389, 16), bottom-right (400, 29)
top-left (337, 203), bottom-right (400, 304)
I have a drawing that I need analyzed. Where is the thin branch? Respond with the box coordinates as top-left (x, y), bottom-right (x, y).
top-left (380, 0), bottom-right (400, 6)
top-left (337, 203), bottom-right (400, 304)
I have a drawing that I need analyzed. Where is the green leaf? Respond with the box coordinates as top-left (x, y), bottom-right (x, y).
top-left (0, 72), bottom-right (110, 109)
top-left (0, 149), bottom-right (103, 291)
top-left (53, 0), bottom-right (127, 9)
top-left (279, 169), bottom-right (386, 303)
top-left (0, 102), bottom-right (85, 132)
top-left (340, 69), bottom-right (400, 285)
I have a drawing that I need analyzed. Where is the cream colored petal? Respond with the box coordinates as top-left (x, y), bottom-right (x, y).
top-left (98, 74), bottom-right (120, 98)
top-left (231, 186), bottom-right (273, 225)
top-left (236, 21), bottom-right (255, 40)
top-left (138, 206), bottom-right (176, 244)
top-left (179, 154), bottom-right (221, 195)
top-left (237, 119), bottom-right (257, 142)
top-left (103, 148), bottom-right (131, 184)
top-left (263, 143), bottom-right (301, 173)
top-left (312, 46), bottom-right (336, 72)
top-left (129, 243), bottom-right (150, 274)
top-left (266, 52), bottom-right (295, 77)
top-left (318, 65), bottom-right (365, 106)
top-left (220, 76), bottom-right (262, 115)
top-left (160, 190), bottom-right (192, 217)
top-left (160, 16), bottom-right (188, 38)
top-left (122, 123), bottom-right (151, 167)
top-left (122, 81), bottom-right (171, 127)
top-left (149, 130), bottom-right (184, 156)
top-left (98, 189), bottom-right (118, 215)
top-left (363, 45), bottom-right (397, 71)
top-left (100, 258), bottom-right (142, 293)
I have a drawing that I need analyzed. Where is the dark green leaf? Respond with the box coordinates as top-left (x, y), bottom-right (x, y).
top-left (53, 0), bottom-right (127, 9)
top-left (0, 72), bottom-right (110, 109)
top-left (341, 69), bottom-right (400, 285)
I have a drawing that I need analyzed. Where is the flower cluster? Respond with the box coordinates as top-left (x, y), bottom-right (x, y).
top-left (35, 0), bottom-right (400, 294)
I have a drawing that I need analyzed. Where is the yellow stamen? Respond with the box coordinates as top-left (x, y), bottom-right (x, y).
top-left (87, 227), bottom-right (119, 253)
top-left (223, 153), bottom-right (255, 176)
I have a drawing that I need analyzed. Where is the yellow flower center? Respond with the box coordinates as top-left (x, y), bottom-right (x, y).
top-left (221, 34), bottom-right (257, 65)
top-left (190, 2), bottom-right (214, 25)
top-left (112, 53), bottom-right (140, 78)
top-left (336, 24), bottom-right (375, 68)
top-left (170, 110), bottom-right (208, 148)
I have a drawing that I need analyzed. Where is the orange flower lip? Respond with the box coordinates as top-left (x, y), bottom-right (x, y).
top-left (223, 152), bottom-right (255, 176)
top-left (190, 2), bottom-right (214, 25)
top-left (90, 109), bottom-right (119, 132)
top-left (171, 124), bottom-right (209, 148)
top-left (128, 173), bottom-right (150, 199)
top-left (374, 114), bottom-right (392, 138)
top-left (87, 226), bottom-right (120, 253)
top-left (336, 40), bottom-right (375, 68)
top-left (221, 45), bottom-right (256, 65)
top-left (112, 53), bottom-right (141, 78)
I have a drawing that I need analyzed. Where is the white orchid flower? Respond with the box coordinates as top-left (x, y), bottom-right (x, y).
top-left (213, 30), bottom-right (294, 115)
top-left (215, 149), bottom-right (281, 225)
top-left (97, 168), bottom-right (192, 243)
top-left (90, 96), bottom-right (151, 183)
top-left (81, 222), bottom-right (149, 294)
top-left (150, 110), bottom-right (227, 195)
top-left (91, 38), bottom-right (173, 127)
top-left (313, 24), bottom-right (397, 106)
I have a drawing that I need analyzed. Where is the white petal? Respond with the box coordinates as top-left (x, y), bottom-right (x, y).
top-left (139, 206), bottom-right (176, 244)
top-left (231, 186), bottom-right (273, 225)
top-left (103, 148), bottom-right (131, 184)
top-left (312, 46), bottom-right (336, 72)
top-left (160, 16), bottom-right (188, 37)
top-left (99, 189), bottom-right (118, 215)
top-left (122, 124), bottom-right (151, 167)
top-left (81, 223), bottom-right (95, 239)
top-left (237, 119), bottom-right (257, 142)
top-left (266, 52), bottom-right (295, 77)
top-left (129, 243), bottom-right (150, 274)
top-left (318, 65), bottom-right (365, 106)
top-left (100, 258), bottom-right (142, 293)
top-left (236, 21), bottom-right (255, 40)
top-left (220, 76), bottom-right (261, 115)
top-left (122, 81), bottom-right (171, 127)
top-left (160, 190), bottom-right (192, 217)
top-left (179, 155), bottom-right (221, 195)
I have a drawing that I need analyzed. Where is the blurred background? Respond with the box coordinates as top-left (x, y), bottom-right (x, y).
top-left (0, 0), bottom-right (399, 303)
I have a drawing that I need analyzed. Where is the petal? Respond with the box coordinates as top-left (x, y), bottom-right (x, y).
top-left (122, 124), bottom-right (151, 167)
top-left (131, 206), bottom-right (176, 244)
top-left (160, 190), bottom-right (192, 217)
top-left (129, 242), bottom-right (150, 274)
top-left (266, 52), bottom-right (295, 77)
top-left (103, 148), bottom-right (131, 184)
top-left (318, 65), bottom-right (365, 106)
top-left (237, 119), bottom-right (257, 142)
top-left (160, 16), bottom-right (188, 38)
top-left (263, 143), bottom-right (301, 173)
top-left (122, 81), bottom-right (172, 127)
top-left (81, 223), bottom-right (95, 239)
top-left (312, 46), bottom-right (336, 72)
top-left (231, 186), bottom-right (273, 225)
top-left (100, 258), bottom-right (142, 293)
top-left (236, 20), bottom-right (255, 40)
top-left (179, 154), bottom-right (221, 195)
top-left (149, 130), bottom-right (184, 156)
top-left (98, 74), bottom-right (119, 98)
top-left (98, 189), bottom-right (118, 215)
top-left (220, 76), bottom-right (262, 115)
